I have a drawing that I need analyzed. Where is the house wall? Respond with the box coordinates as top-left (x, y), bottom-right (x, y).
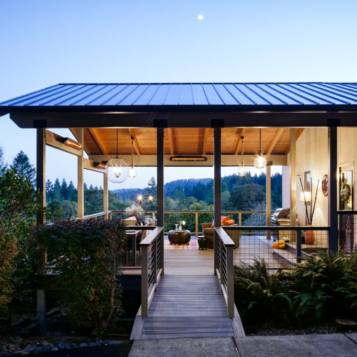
top-left (282, 127), bottom-right (357, 227)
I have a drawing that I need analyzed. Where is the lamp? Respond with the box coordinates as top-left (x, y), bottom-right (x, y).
top-left (148, 195), bottom-right (154, 202)
top-left (107, 129), bottom-right (129, 183)
top-left (254, 129), bottom-right (267, 169)
top-left (137, 194), bottom-right (143, 203)
top-left (237, 136), bottom-right (247, 177)
top-left (128, 136), bottom-right (137, 179)
top-left (300, 191), bottom-right (312, 203)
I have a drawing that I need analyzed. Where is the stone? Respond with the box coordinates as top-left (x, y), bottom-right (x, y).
top-left (41, 345), bottom-right (51, 352)
top-left (57, 343), bottom-right (66, 349)
top-left (110, 341), bottom-right (122, 345)
top-left (79, 343), bottom-right (88, 348)
top-left (103, 340), bottom-right (112, 345)
top-left (70, 343), bottom-right (78, 348)
top-left (51, 347), bottom-right (59, 351)
top-left (95, 341), bottom-right (101, 346)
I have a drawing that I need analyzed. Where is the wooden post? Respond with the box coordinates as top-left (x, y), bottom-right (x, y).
top-left (226, 246), bottom-right (234, 318)
top-left (103, 172), bottom-right (108, 219)
top-left (266, 165), bottom-right (272, 239)
top-left (157, 127), bottom-right (164, 227)
top-left (290, 129), bottom-right (297, 226)
top-left (328, 126), bottom-right (338, 252)
top-left (141, 245), bottom-right (148, 316)
top-left (214, 127), bottom-right (222, 275)
top-left (239, 212), bottom-right (242, 226)
top-left (36, 128), bottom-right (47, 336)
top-left (77, 129), bottom-right (84, 218)
top-left (195, 212), bottom-right (199, 237)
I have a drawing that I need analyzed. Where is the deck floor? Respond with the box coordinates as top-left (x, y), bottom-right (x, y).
top-left (132, 237), bottom-right (245, 340)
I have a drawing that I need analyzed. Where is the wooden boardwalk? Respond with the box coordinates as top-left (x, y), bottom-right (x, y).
top-left (131, 239), bottom-right (245, 340)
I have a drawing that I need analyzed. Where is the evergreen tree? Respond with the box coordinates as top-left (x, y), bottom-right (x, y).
top-left (0, 147), bottom-right (6, 174)
top-left (53, 178), bottom-right (62, 201)
top-left (89, 184), bottom-right (94, 190)
top-left (84, 183), bottom-right (88, 191)
top-left (67, 181), bottom-right (76, 201)
top-left (60, 179), bottom-right (69, 200)
top-left (46, 179), bottom-right (54, 202)
top-left (10, 150), bottom-right (36, 186)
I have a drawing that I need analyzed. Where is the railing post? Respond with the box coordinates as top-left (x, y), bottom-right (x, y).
top-left (226, 246), bottom-right (234, 318)
top-left (161, 230), bottom-right (164, 275)
top-left (195, 212), bottom-right (199, 237)
top-left (152, 212), bottom-right (155, 224)
top-left (214, 230), bottom-right (217, 275)
top-left (296, 229), bottom-right (302, 263)
top-left (239, 212), bottom-right (242, 226)
top-left (141, 245), bottom-right (148, 317)
top-left (109, 211), bottom-right (113, 221)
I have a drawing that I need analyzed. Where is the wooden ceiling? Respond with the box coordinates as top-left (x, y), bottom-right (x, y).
top-left (71, 128), bottom-right (304, 156)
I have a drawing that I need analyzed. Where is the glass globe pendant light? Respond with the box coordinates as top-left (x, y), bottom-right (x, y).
top-left (237, 136), bottom-right (247, 177)
top-left (254, 128), bottom-right (267, 169)
top-left (107, 129), bottom-right (129, 183)
top-left (128, 136), bottom-right (137, 179)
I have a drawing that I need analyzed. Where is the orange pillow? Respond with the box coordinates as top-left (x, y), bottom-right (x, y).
top-left (223, 219), bottom-right (235, 226)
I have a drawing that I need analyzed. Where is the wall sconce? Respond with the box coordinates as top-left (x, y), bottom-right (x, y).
top-left (62, 138), bottom-right (84, 150)
top-left (137, 194), bottom-right (143, 203)
top-left (148, 195), bottom-right (154, 202)
top-left (137, 194), bottom-right (154, 204)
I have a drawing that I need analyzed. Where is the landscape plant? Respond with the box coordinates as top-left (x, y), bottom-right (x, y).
top-left (34, 219), bottom-right (127, 338)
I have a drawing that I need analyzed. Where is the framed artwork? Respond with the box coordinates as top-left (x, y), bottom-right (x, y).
top-left (322, 175), bottom-right (329, 197)
top-left (339, 167), bottom-right (353, 211)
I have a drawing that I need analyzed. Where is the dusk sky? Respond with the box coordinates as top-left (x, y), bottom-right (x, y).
top-left (1, 0), bottom-right (357, 189)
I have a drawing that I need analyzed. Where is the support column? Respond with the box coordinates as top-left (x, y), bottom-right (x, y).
top-left (36, 128), bottom-right (47, 335)
top-left (157, 126), bottom-right (164, 227)
top-left (103, 172), bottom-right (109, 219)
top-left (77, 129), bottom-right (84, 218)
top-left (290, 128), bottom-right (297, 226)
top-left (266, 165), bottom-right (271, 239)
top-left (328, 126), bottom-right (338, 251)
top-left (214, 127), bottom-right (222, 228)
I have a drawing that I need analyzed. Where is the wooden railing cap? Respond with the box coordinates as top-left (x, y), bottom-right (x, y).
top-left (140, 227), bottom-right (164, 246)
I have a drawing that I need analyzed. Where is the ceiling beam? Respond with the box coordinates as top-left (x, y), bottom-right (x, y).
top-left (88, 128), bottom-right (108, 155)
top-left (234, 128), bottom-right (247, 155)
top-left (202, 128), bottom-right (209, 155)
top-left (128, 128), bottom-right (141, 155)
top-left (168, 128), bottom-right (175, 155)
top-left (266, 128), bottom-right (284, 155)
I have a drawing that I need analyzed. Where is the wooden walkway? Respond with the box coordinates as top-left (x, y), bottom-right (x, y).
top-left (131, 239), bottom-right (245, 340)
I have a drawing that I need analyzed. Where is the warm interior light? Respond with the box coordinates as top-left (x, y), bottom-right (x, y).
top-left (300, 191), bottom-right (312, 203)
top-left (170, 156), bottom-right (207, 162)
top-left (182, 220), bottom-right (186, 226)
top-left (148, 195), bottom-right (154, 202)
top-left (128, 167), bottom-right (136, 178)
top-left (137, 194), bottom-right (143, 202)
top-left (62, 138), bottom-right (84, 150)
top-left (238, 166), bottom-right (247, 177)
top-left (254, 155), bottom-right (267, 169)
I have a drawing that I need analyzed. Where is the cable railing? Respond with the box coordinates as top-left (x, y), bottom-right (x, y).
top-left (214, 227), bottom-right (235, 317)
top-left (140, 227), bottom-right (164, 317)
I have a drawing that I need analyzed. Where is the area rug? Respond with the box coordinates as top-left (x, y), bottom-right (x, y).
top-left (164, 237), bottom-right (199, 250)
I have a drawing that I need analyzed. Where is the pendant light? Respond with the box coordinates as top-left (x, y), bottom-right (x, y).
top-left (254, 128), bottom-right (267, 169)
top-left (128, 136), bottom-right (137, 179)
top-left (107, 129), bottom-right (129, 183)
top-left (237, 136), bottom-right (247, 177)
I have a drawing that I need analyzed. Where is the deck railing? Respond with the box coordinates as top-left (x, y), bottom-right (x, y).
top-left (140, 227), bottom-right (164, 316)
top-left (214, 227), bottom-right (235, 317)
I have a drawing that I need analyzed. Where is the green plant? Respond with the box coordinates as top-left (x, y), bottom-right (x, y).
top-left (0, 169), bottom-right (47, 316)
top-left (234, 259), bottom-right (293, 322)
top-left (35, 219), bottom-right (126, 338)
top-left (338, 252), bottom-right (357, 310)
top-left (286, 251), bottom-right (346, 319)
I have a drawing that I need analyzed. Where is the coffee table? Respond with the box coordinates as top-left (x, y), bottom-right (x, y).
top-left (168, 230), bottom-right (191, 244)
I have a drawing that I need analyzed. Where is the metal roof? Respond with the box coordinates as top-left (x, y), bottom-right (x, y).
top-left (1, 83), bottom-right (357, 108)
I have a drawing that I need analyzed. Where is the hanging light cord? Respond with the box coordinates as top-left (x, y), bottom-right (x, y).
top-left (116, 129), bottom-right (119, 158)
top-left (241, 136), bottom-right (244, 165)
top-left (131, 136), bottom-right (134, 167)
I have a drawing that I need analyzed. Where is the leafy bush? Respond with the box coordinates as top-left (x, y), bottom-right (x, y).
top-left (338, 252), bottom-right (357, 310)
top-left (0, 169), bottom-right (47, 316)
top-left (35, 219), bottom-right (126, 337)
top-left (286, 252), bottom-right (346, 318)
top-left (234, 259), bottom-right (292, 322)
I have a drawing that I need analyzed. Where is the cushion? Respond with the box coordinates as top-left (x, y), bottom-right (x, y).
top-left (223, 219), bottom-right (235, 226)
top-left (204, 228), bottom-right (214, 236)
top-left (128, 215), bottom-right (138, 221)
top-left (211, 216), bottom-right (230, 228)
top-left (123, 218), bottom-right (137, 226)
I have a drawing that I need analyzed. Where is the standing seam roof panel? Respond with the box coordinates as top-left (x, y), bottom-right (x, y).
top-left (179, 84), bottom-right (194, 105)
top-left (132, 84), bottom-right (160, 105)
top-left (308, 84), bottom-right (357, 104)
top-left (191, 84), bottom-right (209, 105)
top-left (262, 84), bottom-right (304, 105)
top-left (149, 84), bottom-right (171, 105)
top-left (213, 84), bottom-right (239, 105)
top-left (35, 85), bottom-right (88, 106)
top-left (296, 84), bottom-right (351, 105)
top-left (202, 84), bottom-right (223, 105)
top-left (118, 84), bottom-right (150, 106)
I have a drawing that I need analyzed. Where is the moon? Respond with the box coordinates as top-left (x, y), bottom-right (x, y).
top-left (198, 14), bottom-right (204, 20)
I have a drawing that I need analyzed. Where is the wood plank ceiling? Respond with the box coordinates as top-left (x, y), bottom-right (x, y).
top-left (71, 128), bottom-right (304, 156)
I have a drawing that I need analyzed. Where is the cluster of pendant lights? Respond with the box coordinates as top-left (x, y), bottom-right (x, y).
top-left (107, 129), bottom-right (136, 183)
top-left (238, 129), bottom-right (267, 177)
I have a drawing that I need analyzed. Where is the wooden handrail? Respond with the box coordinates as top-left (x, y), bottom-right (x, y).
top-left (140, 227), bottom-right (164, 246)
top-left (214, 227), bottom-right (235, 247)
top-left (224, 226), bottom-right (330, 231)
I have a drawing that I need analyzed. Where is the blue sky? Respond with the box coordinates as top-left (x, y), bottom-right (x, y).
top-left (1, 0), bottom-right (357, 188)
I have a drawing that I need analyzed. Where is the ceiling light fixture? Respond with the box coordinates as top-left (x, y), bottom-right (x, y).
top-left (106, 129), bottom-right (128, 183)
top-left (254, 129), bottom-right (267, 169)
top-left (62, 138), bottom-right (84, 150)
top-left (238, 136), bottom-right (247, 177)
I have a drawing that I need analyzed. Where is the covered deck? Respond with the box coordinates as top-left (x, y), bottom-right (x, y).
top-left (1, 82), bottom-right (357, 337)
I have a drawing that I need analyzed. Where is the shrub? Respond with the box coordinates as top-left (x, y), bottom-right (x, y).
top-left (35, 219), bottom-right (126, 337)
top-left (0, 169), bottom-right (47, 316)
top-left (338, 251), bottom-right (357, 310)
top-left (285, 252), bottom-right (346, 319)
top-left (234, 258), bottom-right (293, 322)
